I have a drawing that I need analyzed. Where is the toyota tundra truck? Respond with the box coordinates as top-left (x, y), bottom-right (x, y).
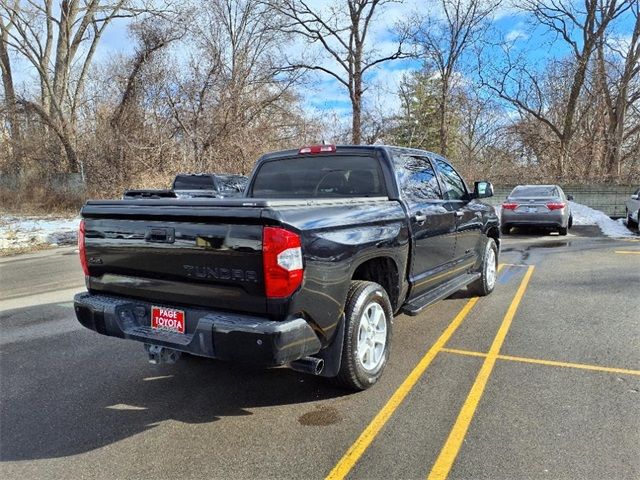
top-left (74, 145), bottom-right (500, 390)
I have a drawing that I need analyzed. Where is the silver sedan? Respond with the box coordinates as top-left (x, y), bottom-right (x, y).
top-left (500, 185), bottom-right (573, 236)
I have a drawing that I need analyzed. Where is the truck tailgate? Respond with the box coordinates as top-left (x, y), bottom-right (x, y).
top-left (82, 201), bottom-right (266, 314)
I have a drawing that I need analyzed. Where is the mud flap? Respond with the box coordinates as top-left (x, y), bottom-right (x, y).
top-left (315, 315), bottom-right (345, 378)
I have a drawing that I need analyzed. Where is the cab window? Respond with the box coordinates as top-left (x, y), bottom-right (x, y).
top-left (392, 153), bottom-right (442, 201)
top-left (434, 159), bottom-right (467, 201)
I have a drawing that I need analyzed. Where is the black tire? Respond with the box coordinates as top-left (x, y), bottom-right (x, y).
top-left (468, 238), bottom-right (498, 297)
top-left (559, 226), bottom-right (568, 236)
top-left (334, 281), bottom-right (393, 391)
top-left (626, 209), bottom-right (637, 227)
top-left (501, 225), bottom-right (510, 235)
top-left (568, 215), bottom-right (573, 229)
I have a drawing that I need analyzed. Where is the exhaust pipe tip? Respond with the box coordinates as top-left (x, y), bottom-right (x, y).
top-left (290, 357), bottom-right (324, 376)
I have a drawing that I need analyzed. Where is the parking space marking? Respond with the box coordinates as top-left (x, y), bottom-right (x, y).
top-left (325, 265), bottom-right (507, 480)
top-left (440, 347), bottom-right (486, 359)
top-left (440, 348), bottom-right (640, 377)
top-left (427, 265), bottom-right (535, 480)
top-left (325, 297), bottom-right (480, 480)
top-left (614, 250), bottom-right (640, 255)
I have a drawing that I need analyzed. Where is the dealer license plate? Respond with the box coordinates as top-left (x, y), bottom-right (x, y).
top-left (151, 306), bottom-right (185, 334)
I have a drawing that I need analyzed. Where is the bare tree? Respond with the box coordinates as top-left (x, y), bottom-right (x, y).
top-left (0, 0), bottom-right (177, 173)
top-left (162, 0), bottom-right (301, 171)
top-left (483, 0), bottom-right (632, 177)
top-left (270, 0), bottom-right (410, 144)
top-left (596, 2), bottom-right (640, 178)
top-left (0, 2), bottom-right (20, 159)
top-left (408, 0), bottom-right (501, 156)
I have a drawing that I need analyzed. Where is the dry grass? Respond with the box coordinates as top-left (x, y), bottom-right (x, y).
top-left (0, 243), bottom-right (56, 257)
top-left (0, 185), bottom-right (86, 216)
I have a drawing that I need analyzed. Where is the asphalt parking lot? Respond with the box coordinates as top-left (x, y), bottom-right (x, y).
top-left (1, 226), bottom-right (639, 480)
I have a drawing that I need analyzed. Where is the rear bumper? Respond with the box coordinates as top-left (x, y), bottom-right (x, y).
top-left (74, 292), bottom-right (322, 366)
top-left (501, 211), bottom-right (566, 228)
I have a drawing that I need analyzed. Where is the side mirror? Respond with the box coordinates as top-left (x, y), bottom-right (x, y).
top-left (567, 194), bottom-right (574, 201)
top-left (474, 181), bottom-right (494, 199)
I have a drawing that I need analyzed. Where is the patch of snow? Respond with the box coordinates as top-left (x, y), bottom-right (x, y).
top-left (0, 215), bottom-right (80, 250)
top-left (568, 201), bottom-right (637, 238)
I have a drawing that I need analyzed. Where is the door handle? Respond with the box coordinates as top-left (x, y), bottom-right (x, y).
top-left (454, 211), bottom-right (464, 218)
top-left (414, 213), bottom-right (427, 224)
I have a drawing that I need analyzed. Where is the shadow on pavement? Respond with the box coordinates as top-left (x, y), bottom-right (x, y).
top-left (0, 303), bottom-right (348, 462)
top-left (505, 225), bottom-right (603, 238)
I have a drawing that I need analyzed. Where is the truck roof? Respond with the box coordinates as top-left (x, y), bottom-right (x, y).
top-left (259, 144), bottom-right (444, 161)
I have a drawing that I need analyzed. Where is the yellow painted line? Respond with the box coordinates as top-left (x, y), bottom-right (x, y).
top-left (440, 347), bottom-right (487, 359)
top-left (441, 348), bottom-right (640, 377)
top-left (326, 264), bottom-right (506, 480)
top-left (614, 250), bottom-right (640, 255)
top-left (427, 265), bottom-right (535, 480)
top-left (498, 353), bottom-right (640, 376)
top-left (326, 297), bottom-right (479, 480)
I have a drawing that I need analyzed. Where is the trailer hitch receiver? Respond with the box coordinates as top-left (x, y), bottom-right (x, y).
top-left (145, 344), bottom-right (182, 364)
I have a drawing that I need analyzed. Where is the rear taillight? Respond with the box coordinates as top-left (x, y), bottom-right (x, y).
top-left (546, 202), bottom-right (566, 210)
top-left (78, 219), bottom-right (89, 276)
top-left (502, 202), bottom-right (519, 210)
top-left (263, 226), bottom-right (304, 298)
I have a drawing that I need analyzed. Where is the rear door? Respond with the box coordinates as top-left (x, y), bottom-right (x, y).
top-left (433, 158), bottom-right (482, 266)
top-left (392, 151), bottom-right (457, 297)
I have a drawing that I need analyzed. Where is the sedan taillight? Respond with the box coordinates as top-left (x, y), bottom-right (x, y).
top-left (546, 202), bottom-right (566, 210)
top-left (263, 226), bottom-right (304, 298)
top-left (502, 202), bottom-right (519, 210)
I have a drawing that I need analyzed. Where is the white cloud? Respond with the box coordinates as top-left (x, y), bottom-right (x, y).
top-left (505, 29), bottom-right (529, 42)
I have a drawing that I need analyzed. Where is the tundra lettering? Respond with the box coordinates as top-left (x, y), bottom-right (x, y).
top-left (182, 265), bottom-right (258, 283)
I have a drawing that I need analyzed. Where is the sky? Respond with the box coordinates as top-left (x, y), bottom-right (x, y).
top-left (98, 0), bottom-right (529, 112)
top-left (8, 0), bottom-right (638, 119)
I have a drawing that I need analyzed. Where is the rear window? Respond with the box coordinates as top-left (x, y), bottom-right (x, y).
top-left (510, 186), bottom-right (558, 197)
top-left (173, 175), bottom-right (215, 190)
top-left (250, 155), bottom-right (386, 198)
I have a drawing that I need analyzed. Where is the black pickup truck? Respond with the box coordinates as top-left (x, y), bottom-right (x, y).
top-left (75, 145), bottom-right (499, 390)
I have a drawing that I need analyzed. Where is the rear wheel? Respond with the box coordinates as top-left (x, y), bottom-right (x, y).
top-left (334, 281), bottom-right (393, 391)
top-left (559, 226), bottom-right (568, 236)
top-left (501, 225), bottom-right (510, 235)
top-left (468, 238), bottom-right (498, 297)
top-left (568, 215), bottom-right (573, 229)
